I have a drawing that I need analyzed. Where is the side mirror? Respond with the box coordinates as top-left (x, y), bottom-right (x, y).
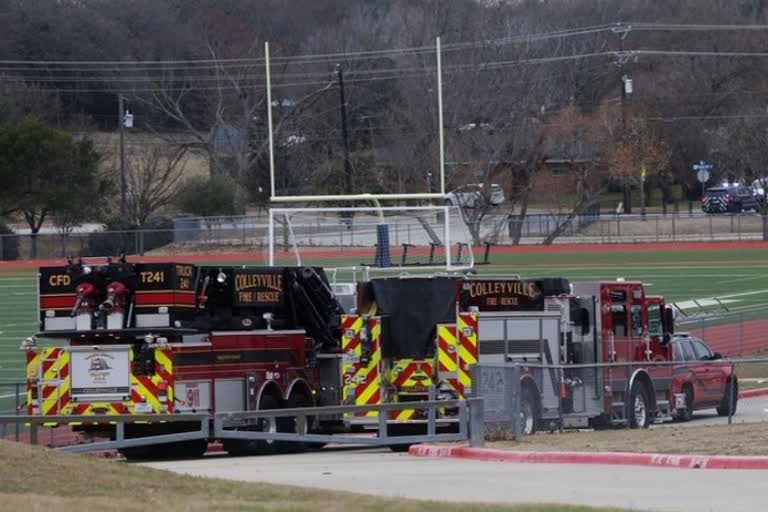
top-left (578, 307), bottom-right (590, 335)
top-left (711, 352), bottom-right (723, 360)
top-left (662, 332), bottom-right (672, 345)
top-left (664, 306), bottom-right (675, 335)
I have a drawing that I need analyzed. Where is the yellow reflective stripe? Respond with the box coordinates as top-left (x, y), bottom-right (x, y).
top-left (395, 409), bottom-right (414, 420)
top-left (131, 375), bottom-right (161, 412)
top-left (437, 325), bottom-right (457, 372)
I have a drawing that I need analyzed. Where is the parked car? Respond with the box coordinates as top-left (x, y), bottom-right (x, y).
top-left (702, 185), bottom-right (759, 213)
top-left (670, 335), bottom-right (738, 421)
top-left (445, 183), bottom-right (505, 208)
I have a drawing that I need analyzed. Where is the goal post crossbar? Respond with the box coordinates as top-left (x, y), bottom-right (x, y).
top-left (267, 205), bottom-right (473, 271)
top-left (269, 193), bottom-right (445, 203)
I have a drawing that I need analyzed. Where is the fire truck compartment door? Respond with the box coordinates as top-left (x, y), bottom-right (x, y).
top-left (477, 312), bottom-right (562, 412)
top-left (69, 346), bottom-right (131, 402)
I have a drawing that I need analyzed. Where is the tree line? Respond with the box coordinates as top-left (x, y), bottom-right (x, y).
top-left (2, 0), bottom-right (768, 248)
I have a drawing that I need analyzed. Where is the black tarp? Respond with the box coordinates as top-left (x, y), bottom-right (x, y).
top-left (371, 277), bottom-right (459, 358)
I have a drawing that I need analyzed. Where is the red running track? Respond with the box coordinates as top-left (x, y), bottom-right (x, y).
top-left (685, 318), bottom-right (768, 355)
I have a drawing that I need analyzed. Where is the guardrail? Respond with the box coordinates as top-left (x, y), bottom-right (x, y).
top-left (0, 398), bottom-right (485, 453)
top-left (0, 413), bottom-right (210, 453)
top-left (215, 398), bottom-right (484, 447)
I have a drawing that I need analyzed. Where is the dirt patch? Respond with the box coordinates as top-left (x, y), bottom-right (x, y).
top-left (487, 423), bottom-right (768, 456)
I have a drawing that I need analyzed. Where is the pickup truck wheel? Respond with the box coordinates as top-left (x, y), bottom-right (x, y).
top-left (629, 382), bottom-right (651, 429)
top-left (675, 386), bottom-right (693, 422)
top-left (717, 380), bottom-right (738, 417)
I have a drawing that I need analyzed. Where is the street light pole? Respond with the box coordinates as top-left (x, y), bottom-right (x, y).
top-left (119, 93), bottom-right (126, 217)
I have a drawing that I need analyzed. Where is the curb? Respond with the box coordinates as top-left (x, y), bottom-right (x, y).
top-left (739, 387), bottom-right (768, 399)
top-left (409, 444), bottom-right (768, 470)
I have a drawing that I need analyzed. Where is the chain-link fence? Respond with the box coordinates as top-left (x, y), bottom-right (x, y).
top-left (1, 211), bottom-right (767, 260)
top-left (675, 307), bottom-right (768, 356)
top-left (0, 379), bottom-right (58, 445)
top-left (473, 358), bottom-right (768, 440)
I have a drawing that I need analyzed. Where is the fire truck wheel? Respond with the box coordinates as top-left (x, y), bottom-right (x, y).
top-left (118, 446), bottom-right (156, 460)
top-left (717, 380), bottom-right (738, 417)
top-left (162, 439), bottom-right (209, 458)
top-left (520, 389), bottom-right (540, 435)
top-left (223, 395), bottom-right (280, 456)
top-left (629, 382), bottom-right (651, 429)
top-left (387, 424), bottom-right (419, 452)
top-left (280, 393), bottom-right (313, 453)
top-left (674, 385), bottom-right (694, 422)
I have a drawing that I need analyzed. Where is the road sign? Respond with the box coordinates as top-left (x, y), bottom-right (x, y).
top-left (697, 169), bottom-right (710, 183)
top-left (692, 160), bottom-right (713, 171)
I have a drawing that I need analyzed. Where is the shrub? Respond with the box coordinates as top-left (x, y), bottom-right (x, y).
top-left (175, 175), bottom-right (244, 218)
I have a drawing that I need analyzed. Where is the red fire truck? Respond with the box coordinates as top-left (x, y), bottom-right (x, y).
top-left (341, 275), bottom-right (678, 435)
top-left (23, 258), bottom-right (679, 458)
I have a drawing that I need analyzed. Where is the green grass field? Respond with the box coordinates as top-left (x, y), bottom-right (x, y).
top-left (2, 244), bottom-right (768, 387)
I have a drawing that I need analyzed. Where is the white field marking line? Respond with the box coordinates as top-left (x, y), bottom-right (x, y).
top-left (0, 392), bottom-right (21, 399)
top-left (715, 289), bottom-right (768, 300)
top-left (716, 275), bottom-right (768, 285)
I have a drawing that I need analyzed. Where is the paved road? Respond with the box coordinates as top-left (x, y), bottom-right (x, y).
top-left (143, 448), bottom-right (767, 512)
top-left (655, 395), bottom-right (768, 428)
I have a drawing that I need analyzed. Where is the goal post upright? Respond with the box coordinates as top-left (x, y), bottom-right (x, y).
top-left (264, 38), bottom-right (462, 271)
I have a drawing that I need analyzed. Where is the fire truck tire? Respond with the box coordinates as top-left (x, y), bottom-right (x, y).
top-left (717, 380), bottom-right (738, 417)
top-left (387, 424), bottom-right (419, 452)
top-left (629, 382), bottom-right (651, 429)
top-left (520, 388), bottom-right (540, 435)
top-left (162, 439), bottom-right (209, 458)
top-left (223, 395), bottom-right (281, 456)
top-left (674, 385), bottom-right (694, 422)
top-left (280, 393), bottom-right (313, 453)
top-left (118, 446), bottom-right (156, 460)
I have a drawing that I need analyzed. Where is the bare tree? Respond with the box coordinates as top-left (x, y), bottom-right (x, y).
top-left (125, 145), bottom-right (189, 226)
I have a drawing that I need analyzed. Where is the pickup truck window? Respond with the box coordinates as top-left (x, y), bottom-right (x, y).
top-left (691, 339), bottom-right (713, 360)
top-left (679, 339), bottom-right (696, 361)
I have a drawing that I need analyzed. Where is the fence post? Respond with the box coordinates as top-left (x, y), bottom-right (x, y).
top-left (14, 382), bottom-right (20, 442)
top-left (511, 364), bottom-right (521, 439)
top-left (468, 397), bottom-right (485, 448)
top-left (30, 421), bottom-right (38, 445)
top-left (427, 385), bottom-right (436, 438)
top-left (728, 362), bottom-right (736, 425)
top-left (625, 363), bottom-right (632, 429)
top-left (672, 216), bottom-right (676, 240)
top-left (378, 405), bottom-right (387, 440)
top-left (738, 312), bottom-right (744, 355)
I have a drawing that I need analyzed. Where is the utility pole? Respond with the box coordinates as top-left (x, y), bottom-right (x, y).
top-left (119, 93), bottom-right (127, 217)
top-left (337, 65), bottom-right (353, 195)
top-left (615, 25), bottom-right (632, 215)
